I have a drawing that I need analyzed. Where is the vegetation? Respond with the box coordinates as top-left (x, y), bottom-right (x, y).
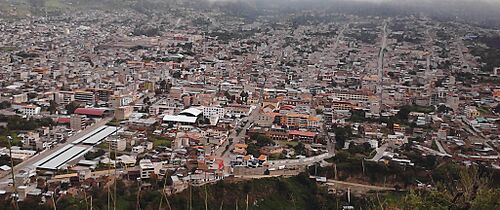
top-left (331, 125), bottom-right (353, 148)
top-left (0, 101), bottom-right (11, 109)
top-left (246, 134), bottom-right (275, 157)
top-left (0, 154), bottom-right (21, 167)
top-left (0, 160), bottom-right (497, 210)
top-left (65, 101), bottom-right (80, 114)
top-left (149, 134), bottom-right (172, 147)
top-left (0, 115), bottom-right (54, 131)
top-left (84, 149), bottom-right (105, 160)
top-left (469, 36), bottom-right (500, 73)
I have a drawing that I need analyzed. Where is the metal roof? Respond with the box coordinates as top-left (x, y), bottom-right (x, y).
top-left (72, 125), bottom-right (108, 144)
top-left (82, 126), bottom-right (119, 145)
top-left (179, 107), bottom-right (203, 117)
top-left (36, 146), bottom-right (88, 170)
top-left (163, 115), bottom-right (197, 123)
top-left (74, 108), bottom-right (105, 116)
top-left (34, 144), bottom-right (73, 167)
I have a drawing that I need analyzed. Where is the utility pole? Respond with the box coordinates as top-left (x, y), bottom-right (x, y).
top-left (7, 136), bottom-right (19, 210)
top-left (113, 124), bottom-right (118, 210)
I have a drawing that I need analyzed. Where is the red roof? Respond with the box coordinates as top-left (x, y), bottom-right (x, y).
top-left (74, 108), bottom-right (105, 116)
top-left (288, 130), bottom-right (317, 138)
top-left (280, 105), bottom-right (294, 110)
top-left (57, 117), bottom-right (71, 124)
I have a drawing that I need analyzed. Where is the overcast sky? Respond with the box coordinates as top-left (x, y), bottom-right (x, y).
top-left (207, 0), bottom-right (500, 3)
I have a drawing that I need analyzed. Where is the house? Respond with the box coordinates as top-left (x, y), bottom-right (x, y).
top-left (132, 145), bottom-right (145, 154)
top-left (288, 130), bottom-right (317, 142)
top-left (233, 143), bottom-right (248, 155)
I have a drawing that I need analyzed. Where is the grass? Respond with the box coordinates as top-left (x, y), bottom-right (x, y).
top-left (477, 106), bottom-right (492, 115)
top-left (148, 134), bottom-right (172, 147)
top-left (96, 142), bottom-right (110, 150)
top-left (0, 46), bottom-right (17, 52)
top-left (275, 140), bottom-right (298, 147)
top-left (0, 132), bottom-right (22, 147)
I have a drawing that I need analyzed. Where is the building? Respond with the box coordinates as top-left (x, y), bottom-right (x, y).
top-left (115, 106), bottom-right (133, 120)
top-left (203, 106), bottom-right (225, 119)
top-left (74, 108), bottom-right (106, 117)
top-left (108, 139), bottom-right (127, 151)
top-left (12, 93), bottom-right (28, 104)
top-left (70, 114), bottom-right (83, 131)
top-left (331, 91), bottom-right (370, 102)
top-left (111, 95), bottom-right (134, 108)
top-left (280, 113), bottom-right (321, 129)
top-left (74, 90), bottom-right (95, 105)
top-left (162, 107), bottom-right (203, 125)
top-left (55, 91), bottom-right (75, 104)
top-left (18, 105), bottom-right (41, 117)
top-left (139, 159), bottom-right (155, 179)
top-left (465, 106), bottom-right (480, 119)
top-left (288, 130), bottom-right (317, 142)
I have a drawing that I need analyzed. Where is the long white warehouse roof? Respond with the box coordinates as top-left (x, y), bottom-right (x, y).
top-left (163, 115), bottom-right (197, 123)
top-left (34, 144), bottom-right (73, 167)
top-left (82, 126), bottom-right (119, 145)
top-left (72, 126), bottom-right (108, 144)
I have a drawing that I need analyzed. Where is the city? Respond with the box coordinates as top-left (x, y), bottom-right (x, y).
top-left (0, 0), bottom-right (499, 209)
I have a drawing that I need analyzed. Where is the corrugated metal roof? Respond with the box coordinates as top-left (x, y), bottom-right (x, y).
top-left (163, 115), bottom-right (197, 123)
top-left (37, 146), bottom-right (88, 170)
top-left (74, 108), bottom-right (105, 116)
top-left (82, 126), bottom-right (119, 145)
top-left (72, 126), bottom-right (108, 144)
top-left (34, 144), bottom-right (73, 167)
top-left (179, 107), bottom-right (203, 117)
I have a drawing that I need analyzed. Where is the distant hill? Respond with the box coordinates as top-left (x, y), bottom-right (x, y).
top-left (2, 0), bottom-right (500, 28)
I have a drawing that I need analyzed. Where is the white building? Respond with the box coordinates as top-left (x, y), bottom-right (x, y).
top-left (18, 105), bottom-right (41, 117)
top-left (139, 159), bottom-right (155, 179)
top-left (203, 106), bottom-right (226, 118)
top-left (108, 139), bottom-right (127, 151)
top-left (132, 145), bottom-right (145, 154)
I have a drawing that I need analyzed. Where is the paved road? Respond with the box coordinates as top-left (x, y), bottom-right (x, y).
top-left (333, 23), bottom-right (349, 51)
top-left (214, 78), bottom-right (266, 162)
top-left (456, 39), bottom-right (471, 72)
top-left (326, 179), bottom-right (395, 191)
top-left (368, 143), bottom-right (388, 162)
top-left (377, 20), bottom-right (388, 112)
top-left (0, 116), bottom-right (113, 187)
top-left (214, 104), bottom-right (261, 159)
top-left (434, 139), bottom-right (451, 156)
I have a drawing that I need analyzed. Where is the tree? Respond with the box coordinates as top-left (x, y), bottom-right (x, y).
top-left (240, 91), bottom-right (249, 104)
top-left (172, 71), bottom-right (182, 79)
top-left (65, 102), bottom-right (79, 114)
top-left (333, 125), bottom-right (352, 148)
top-left (396, 106), bottom-right (412, 121)
top-left (293, 142), bottom-right (306, 155)
top-left (48, 100), bottom-right (58, 114)
top-left (252, 134), bottom-right (274, 147)
top-left (143, 96), bottom-right (150, 105)
top-left (437, 104), bottom-right (452, 113)
top-left (0, 101), bottom-right (11, 109)
top-left (494, 104), bottom-right (500, 114)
